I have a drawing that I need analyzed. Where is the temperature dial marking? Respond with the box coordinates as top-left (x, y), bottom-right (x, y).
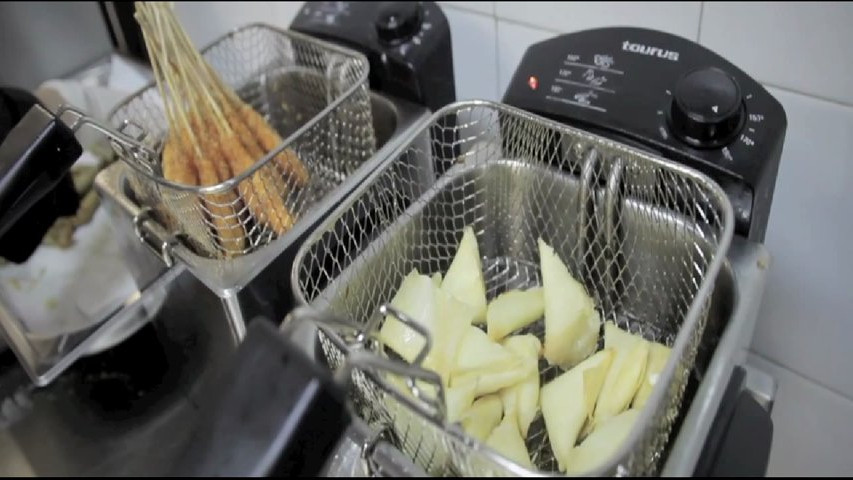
top-left (555, 77), bottom-right (615, 94)
top-left (740, 134), bottom-right (755, 147)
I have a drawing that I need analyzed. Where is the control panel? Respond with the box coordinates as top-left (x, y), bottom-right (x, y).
top-left (503, 27), bottom-right (787, 241)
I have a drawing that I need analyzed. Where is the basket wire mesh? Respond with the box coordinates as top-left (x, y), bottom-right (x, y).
top-left (107, 24), bottom-right (375, 291)
top-left (291, 100), bottom-right (734, 476)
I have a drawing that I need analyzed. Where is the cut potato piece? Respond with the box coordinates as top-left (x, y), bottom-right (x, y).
top-left (633, 342), bottom-right (672, 409)
top-left (378, 270), bottom-right (439, 365)
top-left (486, 417), bottom-right (534, 469)
top-left (538, 238), bottom-right (599, 369)
top-left (566, 409), bottom-right (640, 474)
top-left (379, 270), bottom-right (475, 384)
top-left (593, 323), bottom-right (650, 426)
top-left (453, 326), bottom-right (520, 375)
top-left (541, 349), bottom-right (613, 472)
top-left (460, 394), bottom-right (503, 441)
top-left (434, 289), bottom-right (478, 383)
top-left (453, 361), bottom-right (530, 397)
top-left (486, 288), bottom-right (544, 341)
top-left (501, 335), bottom-right (542, 437)
top-left (431, 271), bottom-right (443, 288)
top-left (502, 334), bottom-right (542, 360)
top-left (442, 227), bottom-right (488, 324)
top-left (452, 330), bottom-right (531, 396)
top-left (445, 380), bottom-right (478, 423)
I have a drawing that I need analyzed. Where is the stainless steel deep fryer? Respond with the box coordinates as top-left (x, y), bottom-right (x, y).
top-left (106, 23), bottom-right (375, 294)
top-left (290, 100), bottom-right (734, 476)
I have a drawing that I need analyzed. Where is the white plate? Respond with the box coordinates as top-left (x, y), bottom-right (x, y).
top-left (0, 151), bottom-right (146, 357)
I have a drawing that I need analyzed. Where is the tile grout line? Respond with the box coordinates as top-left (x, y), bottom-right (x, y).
top-left (761, 81), bottom-right (853, 110)
top-left (696, 2), bottom-right (705, 43)
top-left (442, 4), bottom-right (562, 36)
top-left (749, 350), bottom-right (853, 406)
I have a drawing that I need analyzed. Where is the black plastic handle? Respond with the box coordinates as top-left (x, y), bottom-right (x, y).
top-left (695, 365), bottom-right (774, 477)
top-left (0, 103), bottom-right (82, 236)
top-left (0, 99), bottom-right (82, 263)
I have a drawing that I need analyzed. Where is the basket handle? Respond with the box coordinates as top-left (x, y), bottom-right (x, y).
top-left (285, 304), bottom-right (448, 422)
top-left (57, 106), bottom-right (181, 267)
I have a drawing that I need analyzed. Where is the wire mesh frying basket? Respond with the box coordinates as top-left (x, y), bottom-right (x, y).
top-left (107, 24), bottom-right (375, 292)
top-left (291, 100), bottom-right (734, 476)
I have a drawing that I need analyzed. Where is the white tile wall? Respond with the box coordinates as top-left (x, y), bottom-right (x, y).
top-left (444, 8), bottom-right (499, 101)
top-left (700, 2), bottom-right (853, 106)
top-left (174, 1), bottom-right (303, 47)
top-left (494, 2), bottom-right (702, 41)
top-left (752, 87), bottom-right (853, 398)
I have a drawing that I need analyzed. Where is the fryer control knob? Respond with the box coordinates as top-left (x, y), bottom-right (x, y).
top-left (375, 2), bottom-right (423, 45)
top-left (668, 67), bottom-right (745, 148)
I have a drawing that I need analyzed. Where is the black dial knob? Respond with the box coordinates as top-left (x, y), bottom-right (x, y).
top-left (375, 2), bottom-right (422, 45)
top-left (668, 67), bottom-right (745, 148)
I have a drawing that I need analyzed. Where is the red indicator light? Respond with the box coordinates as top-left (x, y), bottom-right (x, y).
top-left (528, 76), bottom-right (539, 90)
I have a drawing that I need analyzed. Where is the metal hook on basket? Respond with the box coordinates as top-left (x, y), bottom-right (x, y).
top-left (54, 105), bottom-right (157, 162)
top-left (282, 305), bottom-right (371, 346)
top-left (578, 147), bottom-right (601, 282)
top-left (131, 206), bottom-right (180, 268)
top-left (603, 157), bottom-right (626, 314)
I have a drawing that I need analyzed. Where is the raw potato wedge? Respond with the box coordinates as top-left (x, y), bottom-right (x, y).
top-left (441, 227), bottom-right (488, 324)
top-left (538, 238), bottom-right (600, 369)
top-left (541, 349), bottom-right (614, 472)
top-left (453, 362), bottom-right (531, 397)
top-left (432, 272), bottom-right (443, 288)
top-left (378, 270), bottom-right (440, 365)
top-left (451, 326), bottom-right (530, 396)
top-left (487, 288), bottom-right (545, 341)
top-left (566, 409), bottom-right (640, 474)
top-left (379, 270), bottom-right (475, 383)
top-left (452, 326), bottom-right (520, 375)
top-left (593, 323), bottom-right (650, 427)
top-left (434, 288), bottom-right (478, 382)
top-left (445, 380), bottom-right (478, 423)
top-left (501, 335), bottom-right (542, 437)
top-left (486, 417), bottom-right (534, 468)
top-left (633, 342), bottom-right (672, 409)
top-left (460, 394), bottom-right (503, 441)
top-left (502, 334), bottom-right (543, 359)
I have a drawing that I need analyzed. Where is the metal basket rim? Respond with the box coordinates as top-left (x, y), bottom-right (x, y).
top-left (289, 99), bottom-right (736, 476)
top-left (105, 22), bottom-right (372, 195)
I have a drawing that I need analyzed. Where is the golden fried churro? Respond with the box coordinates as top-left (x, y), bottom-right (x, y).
top-left (218, 130), bottom-right (295, 235)
top-left (162, 133), bottom-right (198, 186)
top-left (181, 122), bottom-right (246, 255)
top-left (239, 104), bottom-right (310, 187)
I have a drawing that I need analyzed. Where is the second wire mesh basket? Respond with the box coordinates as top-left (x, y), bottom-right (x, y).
top-left (107, 23), bottom-right (376, 293)
top-left (291, 100), bottom-right (734, 476)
